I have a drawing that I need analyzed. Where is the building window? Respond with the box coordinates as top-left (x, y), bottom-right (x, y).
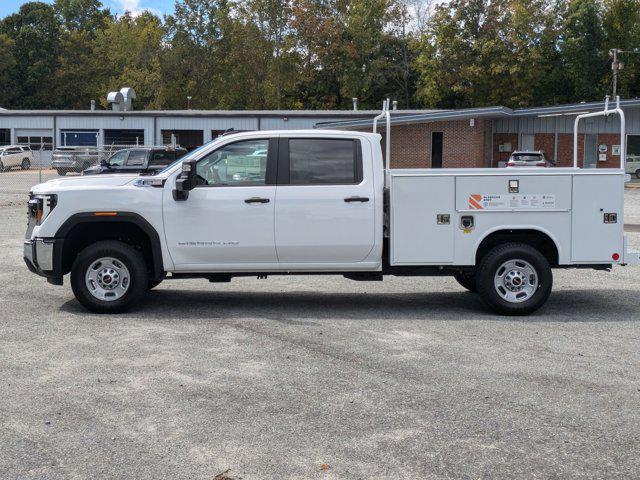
top-left (162, 130), bottom-right (203, 151)
top-left (104, 129), bottom-right (145, 146)
top-left (17, 135), bottom-right (53, 150)
top-left (61, 130), bottom-right (98, 147)
top-left (431, 132), bottom-right (443, 168)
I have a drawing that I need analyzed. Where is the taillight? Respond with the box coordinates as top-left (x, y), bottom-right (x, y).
top-left (507, 161), bottom-right (515, 166)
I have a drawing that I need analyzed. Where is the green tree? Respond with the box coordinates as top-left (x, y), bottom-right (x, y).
top-left (603, 0), bottom-right (640, 98)
top-left (0, 2), bottom-right (62, 108)
top-left (0, 34), bottom-right (17, 108)
top-left (557, 0), bottom-right (608, 101)
top-left (92, 12), bottom-right (165, 109)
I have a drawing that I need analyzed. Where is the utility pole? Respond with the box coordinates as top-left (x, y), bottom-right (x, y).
top-left (609, 49), bottom-right (624, 98)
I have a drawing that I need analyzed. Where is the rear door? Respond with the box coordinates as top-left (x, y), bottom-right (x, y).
top-left (274, 136), bottom-right (376, 264)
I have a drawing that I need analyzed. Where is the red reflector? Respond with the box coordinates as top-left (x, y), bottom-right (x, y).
top-left (612, 253), bottom-right (620, 261)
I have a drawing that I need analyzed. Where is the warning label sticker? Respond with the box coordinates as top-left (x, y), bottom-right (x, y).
top-left (468, 194), bottom-right (556, 210)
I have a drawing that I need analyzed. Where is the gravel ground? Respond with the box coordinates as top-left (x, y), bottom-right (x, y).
top-left (1, 196), bottom-right (640, 479)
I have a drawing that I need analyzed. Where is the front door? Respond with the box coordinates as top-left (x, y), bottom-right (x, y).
top-left (163, 137), bottom-right (278, 270)
top-left (274, 137), bottom-right (376, 265)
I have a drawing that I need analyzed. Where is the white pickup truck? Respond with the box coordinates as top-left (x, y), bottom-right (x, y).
top-left (24, 99), bottom-right (639, 315)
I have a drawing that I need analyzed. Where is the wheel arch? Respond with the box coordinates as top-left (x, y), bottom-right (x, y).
top-left (56, 212), bottom-right (164, 279)
top-left (475, 227), bottom-right (561, 267)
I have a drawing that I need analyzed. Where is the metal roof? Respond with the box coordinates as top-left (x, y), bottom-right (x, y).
top-left (316, 99), bottom-right (640, 129)
top-left (0, 108), bottom-right (437, 118)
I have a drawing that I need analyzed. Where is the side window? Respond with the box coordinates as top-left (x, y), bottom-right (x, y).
top-left (196, 139), bottom-right (269, 186)
top-left (126, 150), bottom-right (147, 166)
top-left (289, 138), bottom-right (361, 185)
top-left (149, 150), bottom-right (173, 167)
top-left (108, 150), bottom-right (129, 166)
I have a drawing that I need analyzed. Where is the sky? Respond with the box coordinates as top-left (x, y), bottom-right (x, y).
top-left (0, 0), bottom-right (175, 19)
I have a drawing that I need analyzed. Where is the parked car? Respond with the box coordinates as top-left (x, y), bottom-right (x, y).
top-left (506, 151), bottom-right (554, 168)
top-left (625, 154), bottom-right (640, 178)
top-left (83, 146), bottom-right (188, 176)
top-left (0, 145), bottom-right (33, 172)
top-left (52, 147), bottom-right (100, 176)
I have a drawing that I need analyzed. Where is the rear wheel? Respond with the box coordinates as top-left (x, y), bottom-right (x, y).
top-left (0, 160), bottom-right (4, 172)
top-left (636, 169), bottom-right (640, 179)
top-left (71, 240), bottom-right (148, 313)
top-left (454, 272), bottom-right (477, 292)
top-left (56, 169), bottom-right (67, 176)
top-left (21, 158), bottom-right (31, 170)
top-left (476, 243), bottom-right (552, 316)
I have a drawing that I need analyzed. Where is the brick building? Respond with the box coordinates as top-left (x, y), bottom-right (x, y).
top-left (318, 99), bottom-right (640, 170)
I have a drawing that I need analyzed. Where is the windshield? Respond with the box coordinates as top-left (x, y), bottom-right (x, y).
top-left (157, 140), bottom-right (220, 175)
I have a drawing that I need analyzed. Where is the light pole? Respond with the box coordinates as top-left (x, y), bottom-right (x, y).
top-left (187, 96), bottom-right (192, 110)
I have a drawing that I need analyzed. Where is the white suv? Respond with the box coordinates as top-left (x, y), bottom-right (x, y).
top-left (0, 145), bottom-right (33, 172)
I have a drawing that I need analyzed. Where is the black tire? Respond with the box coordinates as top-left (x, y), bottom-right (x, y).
top-left (636, 169), bottom-right (640, 179)
top-left (0, 160), bottom-right (4, 172)
top-left (71, 240), bottom-right (149, 313)
top-left (476, 242), bottom-right (552, 316)
top-left (21, 158), bottom-right (31, 170)
top-left (454, 272), bottom-right (477, 292)
top-left (147, 279), bottom-right (163, 290)
top-left (56, 169), bottom-right (67, 176)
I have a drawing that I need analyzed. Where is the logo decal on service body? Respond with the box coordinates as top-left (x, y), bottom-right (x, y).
top-left (469, 194), bottom-right (556, 210)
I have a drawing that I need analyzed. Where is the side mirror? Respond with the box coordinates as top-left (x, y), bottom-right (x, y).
top-left (100, 159), bottom-right (108, 167)
top-left (173, 158), bottom-right (197, 201)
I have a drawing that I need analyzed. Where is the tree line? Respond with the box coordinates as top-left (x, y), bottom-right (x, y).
top-left (0, 0), bottom-right (638, 111)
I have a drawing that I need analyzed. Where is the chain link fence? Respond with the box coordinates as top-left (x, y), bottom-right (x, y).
top-left (0, 143), bottom-right (171, 208)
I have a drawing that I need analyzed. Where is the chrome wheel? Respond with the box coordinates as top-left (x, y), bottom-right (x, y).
top-left (85, 257), bottom-right (130, 301)
top-left (493, 259), bottom-right (538, 303)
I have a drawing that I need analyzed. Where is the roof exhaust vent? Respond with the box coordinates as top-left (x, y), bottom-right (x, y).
top-left (107, 91), bottom-right (124, 111)
top-left (107, 87), bottom-right (137, 112)
top-left (120, 87), bottom-right (136, 111)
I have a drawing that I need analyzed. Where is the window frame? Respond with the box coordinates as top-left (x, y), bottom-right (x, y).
top-left (194, 137), bottom-right (278, 188)
top-left (277, 137), bottom-right (363, 186)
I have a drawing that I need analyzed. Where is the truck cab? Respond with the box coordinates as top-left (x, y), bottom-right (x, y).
top-left (23, 101), bottom-right (640, 316)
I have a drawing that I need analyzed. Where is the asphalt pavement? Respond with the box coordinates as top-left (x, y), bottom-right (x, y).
top-left (1, 195), bottom-right (640, 479)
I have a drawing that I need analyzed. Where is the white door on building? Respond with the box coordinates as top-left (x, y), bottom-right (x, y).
top-left (520, 134), bottom-right (535, 151)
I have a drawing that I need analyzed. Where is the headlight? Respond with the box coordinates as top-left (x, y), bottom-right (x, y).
top-left (28, 194), bottom-right (57, 225)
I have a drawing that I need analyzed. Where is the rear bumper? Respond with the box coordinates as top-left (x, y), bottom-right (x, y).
top-left (24, 238), bottom-right (64, 285)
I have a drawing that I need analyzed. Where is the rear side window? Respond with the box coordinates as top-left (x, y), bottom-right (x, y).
top-left (126, 150), bottom-right (147, 166)
top-left (288, 138), bottom-right (361, 185)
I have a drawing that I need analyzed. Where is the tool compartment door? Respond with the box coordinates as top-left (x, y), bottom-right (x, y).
top-left (390, 175), bottom-right (455, 265)
top-left (571, 174), bottom-right (623, 263)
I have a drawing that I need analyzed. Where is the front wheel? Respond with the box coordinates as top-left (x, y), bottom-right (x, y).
top-left (21, 158), bottom-right (31, 170)
top-left (636, 169), bottom-right (640, 179)
top-left (476, 243), bottom-right (552, 316)
top-left (71, 240), bottom-right (149, 313)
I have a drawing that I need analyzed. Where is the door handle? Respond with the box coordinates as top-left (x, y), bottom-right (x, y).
top-left (245, 197), bottom-right (270, 204)
top-left (344, 196), bottom-right (370, 203)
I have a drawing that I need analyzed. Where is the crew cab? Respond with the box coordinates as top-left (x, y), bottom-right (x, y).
top-left (23, 99), bottom-right (640, 315)
top-left (83, 146), bottom-right (187, 176)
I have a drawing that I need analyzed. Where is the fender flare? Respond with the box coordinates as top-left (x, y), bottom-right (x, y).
top-left (55, 212), bottom-right (164, 279)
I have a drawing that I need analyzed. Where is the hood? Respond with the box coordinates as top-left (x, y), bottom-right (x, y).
top-left (31, 174), bottom-right (139, 194)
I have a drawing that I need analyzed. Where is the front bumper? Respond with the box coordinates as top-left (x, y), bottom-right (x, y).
top-left (24, 238), bottom-right (64, 285)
